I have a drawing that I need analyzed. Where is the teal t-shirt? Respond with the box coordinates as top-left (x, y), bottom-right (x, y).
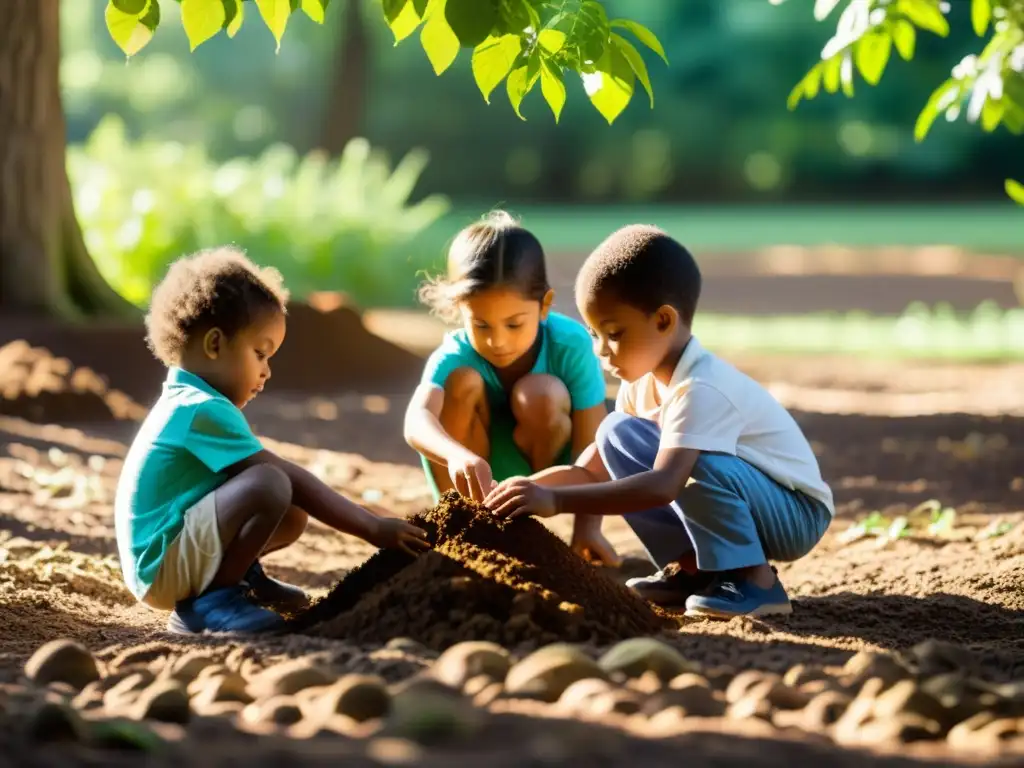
top-left (114, 367), bottom-right (263, 601)
top-left (421, 311), bottom-right (606, 412)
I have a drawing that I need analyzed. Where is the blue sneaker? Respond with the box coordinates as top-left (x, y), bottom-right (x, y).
top-left (625, 563), bottom-right (716, 607)
top-left (242, 561), bottom-right (309, 612)
top-left (684, 570), bottom-right (792, 619)
top-left (166, 585), bottom-right (286, 634)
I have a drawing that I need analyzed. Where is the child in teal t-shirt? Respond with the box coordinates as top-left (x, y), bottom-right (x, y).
top-left (403, 211), bottom-right (619, 566)
top-left (116, 246), bottom-right (429, 634)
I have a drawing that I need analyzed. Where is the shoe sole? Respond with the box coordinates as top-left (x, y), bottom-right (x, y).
top-left (165, 613), bottom-right (200, 635)
top-left (685, 602), bottom-right (793, 620)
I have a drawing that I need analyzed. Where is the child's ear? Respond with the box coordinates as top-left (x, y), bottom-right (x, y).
top-left (539, 289), bottom-right (555, 319)
top-left (655, 305), bottom-right (679, 334)
top-left (202, 328), bottom-right (224, 359)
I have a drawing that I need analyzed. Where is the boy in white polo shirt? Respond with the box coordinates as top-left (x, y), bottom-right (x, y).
top-left (485, 225), bottom-right (833, 618)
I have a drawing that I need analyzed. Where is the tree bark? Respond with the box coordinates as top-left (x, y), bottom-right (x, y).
top-left (318, 0), bottom-right (370, 156)
top-left (0, 0), bottom-right (137, 320)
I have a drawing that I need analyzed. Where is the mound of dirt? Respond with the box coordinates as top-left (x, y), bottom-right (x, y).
top-left (289, 492), bottom-right (671, 651)
top-left (0, 341), bottom-right (146, 424)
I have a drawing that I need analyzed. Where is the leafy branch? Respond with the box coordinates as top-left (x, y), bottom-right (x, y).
top-left (103, 0), bottom-right (668, 124)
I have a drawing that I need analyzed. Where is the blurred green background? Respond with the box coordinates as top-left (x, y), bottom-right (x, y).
top-left (62, 0), bottom-right (1024, 359)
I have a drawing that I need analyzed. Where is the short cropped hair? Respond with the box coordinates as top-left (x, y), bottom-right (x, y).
top-left (575, 225), bottom-right (702, 325)
top-left (145, 246), bottom-right (289, 367)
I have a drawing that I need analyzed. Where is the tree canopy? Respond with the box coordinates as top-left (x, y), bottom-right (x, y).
top-left (103, 0), bottom-right (667, 125)
top-left (780, 0), bottom-right (1024, 204)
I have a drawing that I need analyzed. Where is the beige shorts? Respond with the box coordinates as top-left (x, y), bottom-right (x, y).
top-left (142, 490), bottom-right (224, 611)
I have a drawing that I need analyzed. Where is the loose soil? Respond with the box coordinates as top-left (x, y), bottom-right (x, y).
top-left (0, 320), bottom-right (1022, 763)
top-left (289, 492), bottom-right (670, 651)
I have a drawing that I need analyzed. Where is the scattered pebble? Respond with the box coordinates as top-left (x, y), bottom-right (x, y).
top-left (432, 641), bottom-right (511, 689)
top-left (597, 638), bottom-right (695, 682)
top-left (504, 643), bottom-right (605, 703)
top-left (130, 680), bottom-right (191, 724)
top-left (24, 639), bottom-right (100, 691)
top-left (248, 659), bottom-right (335, 699)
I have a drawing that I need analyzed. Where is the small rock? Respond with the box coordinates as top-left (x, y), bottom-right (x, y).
top-left (872, 680), bottom-right (951, 730)
top-left (848, 714), bottom-right (942, 744)
top-left (24, 639), bottom-right (100, 691)
top-left (432, 641), bottom-right (511, 689)
top-left (645, 683), bottom-right (724, 718)
top-left (188, 672), bottom-right (252, 706)
top-left (798, 679), bottom-right (836, 698)
top-left (597, 638), bottom-right (695, 683)
top-left (95, 668), bottom-right (156, 694)
top-left (131, 680), bottom-right (191, 724)
top-left (801, 690), bottom-right (852, 728)
top-left (557, 678), bottom-right (614, 713)
top-left (783, 664), bottom-right (827, 688)
top-left (841, 651), bottom-right (908, 690)
top-left (103, 672), bottom-right (154, 711)
top-left (388, 678), bottom-right (484, 745)
top-left (28, 700), bottom-right (85, 743)
top-left (645, 706), bottom-right (689, 736)
top-left (317, 674), bottom-right (390, 722)
top-left (626, 670), bottom-right (664, 695)
top-left (242, 695), bottom-right (304, 726)
top-left (728, 694), bottom-right (773, 722)
top-left (166, 653), bottom-right (217, 684)
top-left (702, 666), bottom-right (735, 690)
top-left (965, 715), bottom-right (1022, 746)
top-left (248, 659), bottom-right (335, 699)
top-left (471, 682), bottom-right (505, 708)
top-left (725, 671), bottom-right (779, 704)
top-left (833, 678), bottom-right (889, 741)
top-left (193, 700), bottom-right (246, 719)
top-left (907, 640), bottom-right (975, 678)
top-left (504, 644), bottom-right (605, 703)
top-left (72, 681), bottom-right (105, 711)
top-left (385, 638), bottom-right (425, 654)
top-left (586, 689), bottom-right (644, 717)
top-left (462, 675), bottom-right (493, 698)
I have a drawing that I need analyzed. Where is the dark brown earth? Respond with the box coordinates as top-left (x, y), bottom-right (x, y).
top-left (0, 272), bottom-right (1022, 764)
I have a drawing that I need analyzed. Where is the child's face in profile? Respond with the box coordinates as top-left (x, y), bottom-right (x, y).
top-left (459, 287), bottom-right (550, 370)
top-left (202, 309), bottom-right (286, 408)
top-left (580, 292), bottom-right (675, 383)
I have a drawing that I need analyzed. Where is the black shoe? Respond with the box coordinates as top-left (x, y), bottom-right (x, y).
top-left (625, 563), bottom-right (715, 607)
top-left (242, 561), bottom-right (310, 612)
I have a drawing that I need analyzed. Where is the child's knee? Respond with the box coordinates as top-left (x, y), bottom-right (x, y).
top-left (277, 506), bottom-right (308, 544)
top-left (237, 464), bottom-right (292, 516)
top-left (511, 374), bottom-right (570, 429)
top-left (444, 367), bottom-right (487, 404)
top-left (596, 411), bottom-right (645, 453)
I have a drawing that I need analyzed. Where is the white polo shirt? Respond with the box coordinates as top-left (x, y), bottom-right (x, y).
top-left (615, 337), bottom-right (834, 515)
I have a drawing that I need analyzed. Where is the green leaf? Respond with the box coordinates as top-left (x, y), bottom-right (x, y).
top-left (981, 98), bottom-right (1005, 132)
top-left (822, 56), bottom-right (841, 93)
top-left (104, 1), bottom-right (155, 57)
top-left (898, 0), bottom-right (950, 37)
top-left (225, 0), bottom-right (244, 36)
top-left (181, 0), bottom-right (226, 51)
top-left (891, 19), bottom-right (916, 60)
top-left (445, 0), bottom-right (497, 48)
top-left (140, 0), bottom-right (160, 31)
top-left (112, 0), bottom-right (148, 13)
top-left (854, 32), bottom-right (891, 86)
top-left (506, 55), bottom-right (540, 119)
top-left (612, 33), bottom-right (652, 107)
top-left (609, 18), bottom-right (667, 64)
top-left (471, 33), bottom-right (521, 102)
top-left (413, 0), bottom-right (429, 16)
top-left (255, 0), bottom-right (291, 50)
top-left (1006, 179), bottom-right (1024, 205)
top-left (538, 29), bottom-right (566, 55)
top-left (588, 44), bottom-right (634, 124)
top-left (302, 0), bottom-right (326, 23)
top-left (914, 79), bottom-right (957, 141)
top-left (420, 3), bottom-right (460, 75)
top-left (971, 0), bottom-right (991, 36)
top-left (540, 59), bottom-right (566, 122)
top-left (387, 0), bottom-right (423, 42)
top-left (787, 63), bottom-right (823, 110)
top-left (383, 0), bottom-right (408, 22)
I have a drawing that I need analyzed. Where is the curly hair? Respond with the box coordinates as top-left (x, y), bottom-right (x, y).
top-left (575, 225), bottom-right (702, 325)
top-left (418, 210), bottom-right (549, 323)
top-left (144, 246), bottom-right (289, 367)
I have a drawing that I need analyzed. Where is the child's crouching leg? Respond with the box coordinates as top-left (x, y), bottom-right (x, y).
top-left (511, 373), bottom-right (571, 472)
top-left (207, 463), bottom-right (293, 591)
top-left (263, 506), bottom-right (308, 555)
top-left (428, 367), bottom-right (491, 494)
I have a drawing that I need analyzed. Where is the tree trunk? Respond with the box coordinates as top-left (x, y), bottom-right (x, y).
top-left (0, 0), bottom-right (137, 321)
top-left (318, 0), bottom-right (370, 156)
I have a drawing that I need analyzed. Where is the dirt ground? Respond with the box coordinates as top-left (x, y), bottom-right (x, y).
top-left (1, 304), bottom-right (1023, 764)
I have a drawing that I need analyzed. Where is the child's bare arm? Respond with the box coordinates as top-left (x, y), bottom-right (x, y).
top-left (530, 442), bottom-right (610, 487)
top-left (403, 384), bottom-right (474, 467)
top-left (226, 450), bottom-right (429, 554)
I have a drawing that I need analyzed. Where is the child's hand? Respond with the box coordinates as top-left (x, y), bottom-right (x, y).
top-left (571, 529), bottom-right (622, 567)
top-left (448, 451), bottom-right (495, 502)
top-left (485, 478), bottom-right (557, 520)
top-left (370, 517), bottom-right (432, 556)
